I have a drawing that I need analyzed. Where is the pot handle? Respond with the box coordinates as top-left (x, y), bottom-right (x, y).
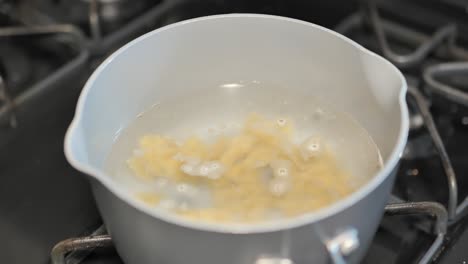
top-left (254, 227), bottom-right (359, 264)
top-left (323, 227), bottom-right (360, 264)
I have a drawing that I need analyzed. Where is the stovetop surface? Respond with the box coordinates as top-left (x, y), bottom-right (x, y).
top-left (1, 0), bottom-right (468, 263)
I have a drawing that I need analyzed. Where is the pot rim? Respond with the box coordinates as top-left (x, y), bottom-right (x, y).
top-left (65, 13), bottom-right (409, 234)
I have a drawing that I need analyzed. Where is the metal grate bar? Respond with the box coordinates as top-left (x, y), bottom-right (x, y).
top-left (364, 0), bottom-right (456, 69)
top-left (51, 226), bottom-right (111, 264)
top-left (423, 62), bottom-right (468, 106)
top-left (0, 24), bottom-right (88, 127)
top-left (88, 0), bottom-right (101, 41)
top-left (384, 202), bottom-right (448, 264)
top-left (407, 86), bottom-right (459, 221)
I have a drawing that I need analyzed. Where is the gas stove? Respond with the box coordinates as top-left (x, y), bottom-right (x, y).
top-left (1, 0), bottom-right (468, 263)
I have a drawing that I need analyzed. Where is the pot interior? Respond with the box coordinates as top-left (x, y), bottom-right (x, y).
top-left (67, 14), bottom-right (406, 226)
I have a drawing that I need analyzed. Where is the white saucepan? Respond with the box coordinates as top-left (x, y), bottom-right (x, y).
top-left (65, 14), bottom-right (409, 264)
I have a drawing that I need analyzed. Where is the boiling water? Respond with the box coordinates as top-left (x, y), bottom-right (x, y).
top-left (105, 81), bottom-right (382, 222)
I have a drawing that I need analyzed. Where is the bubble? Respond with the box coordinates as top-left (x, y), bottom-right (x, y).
top-left (309, 143), bottom-right (319, 151)
top-left (180, 164), bottom-right (194, 175)
top-left (182, 160), bottom-right (224, 179)
top-left (199, 165), bottom-right (210, 176)
top-left (276, 118), bottom-right (287, 126)
top-left (300, 137), bottom-right (323, 160)
top-left (175, 183), bottom-right (200, 200)
top-left (178, 156), bottom-right (202, 174)
top-left (269, 179), bottom-right (289, 196)
top-left (276, 168), bottom-right (289, 178)
top-left (177, 183), bottom-right (189, 193)
top-left (203, 161), bottom-right (225, 179)
top-left (270, 160), bottom-right (292, 179)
